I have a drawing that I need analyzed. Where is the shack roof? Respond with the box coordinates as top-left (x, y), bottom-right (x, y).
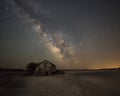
top-left (38, 60), bottom-right (56, 67)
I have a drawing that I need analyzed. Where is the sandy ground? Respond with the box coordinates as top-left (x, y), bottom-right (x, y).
top-left (0, 70), bottom-right (120, 96)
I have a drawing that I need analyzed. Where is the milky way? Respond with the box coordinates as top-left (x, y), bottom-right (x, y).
top-left (0, 0), bottom-right (120, 69)
top-left (13, 0), bottom-right (78, 67)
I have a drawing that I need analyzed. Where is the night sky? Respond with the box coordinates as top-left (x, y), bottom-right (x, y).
top-left (0, 0), bottom-right (120, 69)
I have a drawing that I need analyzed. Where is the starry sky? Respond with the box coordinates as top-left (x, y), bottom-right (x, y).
top-left (0, 0), bottom-right (120, 69)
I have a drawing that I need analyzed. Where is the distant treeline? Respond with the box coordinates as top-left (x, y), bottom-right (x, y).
top-left (0, 68), bottom-right (25, 72)
top-left (61, 68), bottom-right (120, 71)
top-left (0, 67), bottom-right (120, 72)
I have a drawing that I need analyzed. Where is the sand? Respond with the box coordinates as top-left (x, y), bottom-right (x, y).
top-left (0, 70), bottom-right (120, 96)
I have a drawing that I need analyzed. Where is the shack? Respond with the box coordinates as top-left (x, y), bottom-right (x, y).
top-left (35, 60), bottom-right (56, 75)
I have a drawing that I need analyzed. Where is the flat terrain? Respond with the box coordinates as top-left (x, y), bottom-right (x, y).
top-left (0, 69), bottom-right (120, 96)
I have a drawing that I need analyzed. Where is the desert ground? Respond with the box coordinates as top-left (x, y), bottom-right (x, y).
top-left (0, 69), bottom-right (120, 96)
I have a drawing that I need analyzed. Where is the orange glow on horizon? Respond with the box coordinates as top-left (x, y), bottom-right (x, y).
top-left (89, 62), bottom-right (120, 69)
